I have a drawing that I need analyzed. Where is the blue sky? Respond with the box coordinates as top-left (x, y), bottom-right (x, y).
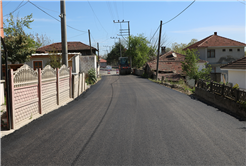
top-left (2, 0), bottom-right (246, 56)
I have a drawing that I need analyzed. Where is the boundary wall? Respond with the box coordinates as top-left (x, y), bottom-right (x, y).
top-left (7, 64), bottom-right (87, 129)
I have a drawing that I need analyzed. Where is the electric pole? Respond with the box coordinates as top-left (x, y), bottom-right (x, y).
top-left (88, 29), bottom-right (92, 55)
top-left (113, 20), bottom-right (131, 67)
top-left (156, 20), bottom-right (162, 81)
top-left (60, 0), bottom-right (68, 66)
top-left (0, 0), bottom-right (4, 79)
top-left (97, 42), bottom-right (99, 68)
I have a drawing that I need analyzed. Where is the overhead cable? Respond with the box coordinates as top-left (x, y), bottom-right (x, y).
top-left (149, 0), bottom-right (196, 42)
top-left (87, 1), bottom-right (109, 35)
top-left (28, 0), bottom-right (86, 33)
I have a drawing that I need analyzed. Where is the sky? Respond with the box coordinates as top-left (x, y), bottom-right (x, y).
top-left (2, 0), bottom-right (246, 56)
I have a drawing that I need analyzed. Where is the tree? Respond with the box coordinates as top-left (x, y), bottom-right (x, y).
top-left (171, 39), bottom-right (198, 54)
top-left (107, 42), bottom-right (126, 65)
top-left (2, 13), bottom-right (40, 64)
top-left (30, 33), bottom-right (53, 48)
top-left (126, 34), bottom-right (151, 68)
top-left (181, 49), bottom-right (211, 82)
top-left (45, 52), bottom-right (62, 69)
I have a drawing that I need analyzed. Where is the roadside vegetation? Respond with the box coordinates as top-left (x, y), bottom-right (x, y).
top-left (148, 78), bottom-right (195, 95)
top-left (85, 68), bottom-right (97, 85)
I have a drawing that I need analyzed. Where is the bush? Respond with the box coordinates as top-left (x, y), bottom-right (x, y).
top-left (233, 83), bottom-right (239, 89)
top-left (86, 68), bottom-right (97, 85)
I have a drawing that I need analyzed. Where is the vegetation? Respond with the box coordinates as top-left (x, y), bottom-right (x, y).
top-left (2, 13), bottom-right (40, 64)
top-left (86, 68), bottom-right (97, 85)
top-left (106, 42), bottom-right (126, 65)
top-left (171, 39), bottom-right (198, 54)
top-left (46, 52), bottom-right (62, 69)
top-left (181, 49), bottom-right (212, 83)
top-left (125, 34), bottom-right (154, 68)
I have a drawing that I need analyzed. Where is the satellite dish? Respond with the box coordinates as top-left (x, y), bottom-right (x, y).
top-left (172, 53), bottom-right (177, 57)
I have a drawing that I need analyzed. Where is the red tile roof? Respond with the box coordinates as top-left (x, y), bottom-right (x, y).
top-left (220, 57), bottom-right (246, 70)
top-left (184, 32), bottom-right (246, 50)
top-left (36, 42), bottom-right (98, 53)
top-left (100, 58), bottom-right (107, 63)
top-left (147, 51), bottom-right (185, 74)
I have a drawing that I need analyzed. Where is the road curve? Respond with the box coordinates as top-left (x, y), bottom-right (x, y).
top-left (1, 75), bottom-right (246, 165)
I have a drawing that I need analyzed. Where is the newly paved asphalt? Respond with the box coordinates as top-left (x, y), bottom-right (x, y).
top-left (1, 75), bottom-right (246, 165)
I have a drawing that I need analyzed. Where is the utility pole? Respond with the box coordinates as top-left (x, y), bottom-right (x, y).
top-left (110, 37), bottom-right (122, 57)
top-left (156, 20), bottom-right (162, 81)
top-left (0, 0), bottom-right (3, 80)
top-left (88, 29), bottom-right (92, 55)
top-left (97, 42), bottom-right (99, 68)
top-left (113, 20), bottom-right (131, 67)
top-left (60, 0), bottom-right (68, 66)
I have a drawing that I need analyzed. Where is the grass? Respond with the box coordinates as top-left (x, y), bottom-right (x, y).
top-left (148, 78), bottom-right (195, 95)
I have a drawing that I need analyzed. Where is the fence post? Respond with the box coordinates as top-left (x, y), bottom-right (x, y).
top-left (210, 80), bottom-right (213, 93)
top-left (221, 83), bottom-right (224, 97)
top-left (161, 76), bottom-right (164, 84)
top-left (38, 68), bottom-right (42, 114)
top-left (69, 67), bottom-right (72, 98)
top-left (236, 89), bottom-right (240, 102)
top-left (56, 68), bottom-right (59, 105)
top-left (9, 69), bottom-right (15, 129)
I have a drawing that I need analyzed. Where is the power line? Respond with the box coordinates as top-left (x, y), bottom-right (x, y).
top-left (3, 0), bottom-right (28, 17)
top-left (162, 0), bottom-right (196, 26)
top-left (68, 32), bottom-right (87, 39)
top-left (149, 0), bottom-right (196, 42)
top-left (28, 0), bottom-right (87, 33)
top-left (87, 1), bottom-right (108, 35)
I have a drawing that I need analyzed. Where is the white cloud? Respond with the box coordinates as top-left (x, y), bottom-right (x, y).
top-left (171, 25), bottom-right (245, 34)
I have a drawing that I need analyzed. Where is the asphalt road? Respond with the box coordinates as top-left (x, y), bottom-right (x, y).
top-left (1, 75), bottom-right (246, 165)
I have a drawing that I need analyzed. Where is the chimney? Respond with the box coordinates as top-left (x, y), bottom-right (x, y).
top-left (161, 46), bottom-right (166, 55)
top-left (214, 32), bottom-right (217, 35)
top-left (0, 0), bottom-right (4, 38)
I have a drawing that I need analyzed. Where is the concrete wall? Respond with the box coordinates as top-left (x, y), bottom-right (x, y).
top-left (0, 80), bottom-right (5, 105)
top-left (135, 69), bottom-right (144, 76)
top-left (195, 87), bottom-right (246, 119)
top-left (228, 70), bottom-right (246, 89)
top-left (79, 55), bottom-right (97, 77)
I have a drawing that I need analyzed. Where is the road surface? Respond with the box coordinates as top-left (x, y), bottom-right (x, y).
top-left (1, 75), bottom-right (246, 165)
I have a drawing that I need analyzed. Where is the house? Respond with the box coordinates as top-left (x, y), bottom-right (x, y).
top-left (220, 57), bottom-right (246, 89)
top-left (26, 41), bottom-right (98, 70)
top-left (100, 58), bottom-right (107, 68)
top-left (36, 41), bottom-right (98, 55)
top-left (183, 32), bottom-right (246, 82)
top-left (26, 52), bottom-right (81, 70)
top-left (145, 51), bottom-right (207, 81)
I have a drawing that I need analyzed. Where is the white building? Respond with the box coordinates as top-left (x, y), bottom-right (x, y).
top-left (184, 32), bottom-right (246, 82)
top-left (220, 57), bottom-right (246, 89)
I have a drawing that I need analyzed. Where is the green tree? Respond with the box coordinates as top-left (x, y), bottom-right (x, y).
top-left (181, 49), bottom-right (211, 82)
top-left (171, 39), bottom-right (198, 54)
top-left (126, 34), bottom-right (151, 68)
top-left (107, 42), bottom-right (126, 65)
top-left (45, 52), bottom-right (62, 69)
top-left (2, 13), bottom-right (40, 64)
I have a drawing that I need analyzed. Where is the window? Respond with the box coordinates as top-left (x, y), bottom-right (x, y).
top-left (207, 49), bottom-right (215, 58)
top-left (33, 61), bottom-right (42, 70)
top-left (229, 49), bottom-right (232, 52)
top-left (237, 48), bottom-right (240, 52)
top-left (222, 49), bottom-right (226, 52)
